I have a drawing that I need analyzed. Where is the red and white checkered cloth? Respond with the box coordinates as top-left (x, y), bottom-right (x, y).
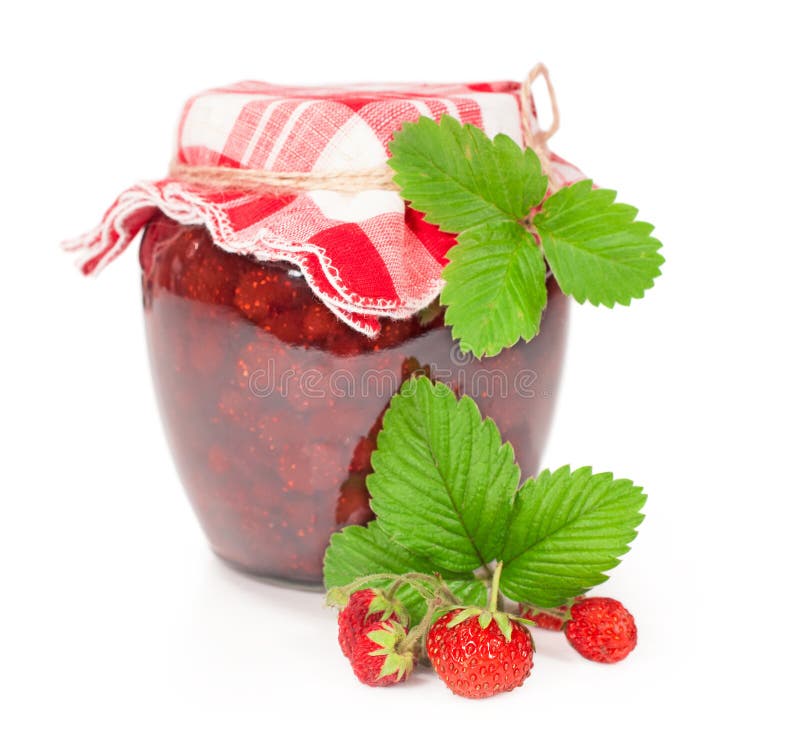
top-left (65, 80), bottom-right (584, 336)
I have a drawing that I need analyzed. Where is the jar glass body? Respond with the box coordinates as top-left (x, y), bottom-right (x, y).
top-left (140, 214), bottom-right (569, 585)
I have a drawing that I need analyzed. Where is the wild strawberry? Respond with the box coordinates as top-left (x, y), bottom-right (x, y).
top-left (301, 302), bottom-right (338, 342)
top-left (335, 473), bottom-right (373, 526)
top-left (519, 596), bottom-right (585, 631)
top-left (349, 621), bottom-right (415, 687)
top-left (349, 436), bottom-right (377, 473)
top-left (234, 267), bottom-right (304, 324)
top-left (565, 597), bottom-right (637, 664)
top-left (426, 608), bottom-right (534, 699)
top-left (337, 589), bottom-right (403, 659)
top-left (519, 606), bottom-right (567, 631)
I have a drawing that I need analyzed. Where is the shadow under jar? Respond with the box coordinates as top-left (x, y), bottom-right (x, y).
top-left (141, 213), bottom-right (569, 585)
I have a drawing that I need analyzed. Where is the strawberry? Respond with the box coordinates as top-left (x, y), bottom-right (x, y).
top-left (426, 608), bottom-right (534, 699)
top-left (565, 597), bottom-right (637, 664)
top-left (337, 588), bottom-right (403, 659)
top-left (348, 436), bottom-right (377, 473)
top-left (519, 596), bottom-right (585, 631)
top-left (335, 473), bottom-right (373, 526)
top-left (301, 302), bottom-right (339, 342)
top-left (349, 620), bottom-right (415, 687)
top-left (520, 606), bottom-right (567, 631)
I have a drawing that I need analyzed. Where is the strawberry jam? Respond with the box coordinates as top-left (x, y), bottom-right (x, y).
top-left (141, 214), bottom-right (569, 585)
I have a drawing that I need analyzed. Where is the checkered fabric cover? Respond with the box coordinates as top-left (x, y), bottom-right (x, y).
top-left (65, 80), bottom-right (583, 335)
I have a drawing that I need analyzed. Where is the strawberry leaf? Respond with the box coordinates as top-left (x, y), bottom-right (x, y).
top-left (499, 466), bottom-right (646, 607)
top-left (534, 180), bottom-right (664, 307)
top-left (388, 114), bottom-right (548, 233)
top-left (441, 221), bottom-right (548, 357)
top-left (368, 377), bottom-right (521, 573)
top-left (323, 521), bottom-right (486, 624)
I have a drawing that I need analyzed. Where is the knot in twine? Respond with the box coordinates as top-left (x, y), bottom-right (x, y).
top-left (169, 64), bottom-right (560, 194)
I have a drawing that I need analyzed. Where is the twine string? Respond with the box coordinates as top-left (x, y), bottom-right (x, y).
top-left (519, 63), bottom-right (560, 146)
top-left (519, 63), bottom-right (560, 186)
top-left (168, 64), bottom-right (561, 194)
top-left (168, 162), bottom-right (400, 194)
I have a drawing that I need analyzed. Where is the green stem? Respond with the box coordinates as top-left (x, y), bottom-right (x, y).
top-left (431, 574), bottom-right (460, 605)
top-left (328, 571), bottom-right (464, 615)
top-left (488, 561), bottom-right (503, 613)
top-left (331, 571), bottom-right (441, 599)
top-left (385, 574), bottom-right (420, 600)
top-left (391, 572), bottom-right (439, 595)
top-left (398, 596), bottom-right (447, 655)
top-left (331, 572), bottom-right (401, 594)
top-left (521, 599), bottom-right (576, 625)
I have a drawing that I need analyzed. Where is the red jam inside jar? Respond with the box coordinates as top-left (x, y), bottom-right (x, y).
top-left (140, 213), bottom-right (569, 585)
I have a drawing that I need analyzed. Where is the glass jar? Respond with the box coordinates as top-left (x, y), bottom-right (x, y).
top-left (140, 213), bottom-right (569, 585)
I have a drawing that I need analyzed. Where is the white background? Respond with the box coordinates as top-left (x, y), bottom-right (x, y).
top-left (2, 1), bottom-right (798, 734)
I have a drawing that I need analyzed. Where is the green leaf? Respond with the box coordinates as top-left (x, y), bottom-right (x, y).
top-left (388, 114), bottom-right (548, 233)
top-left (441, 221), bottom-right (547, 357)
top-left (323, 521), bottom-right (485, 624)
top-left (499, 465), bottom-right (646, 607)
top-left (368, 377), bottom-right (520, 572)
top-left (492, 612), bottom-right (513, 641)
top-left (534, 179), bottom-right (664, 307)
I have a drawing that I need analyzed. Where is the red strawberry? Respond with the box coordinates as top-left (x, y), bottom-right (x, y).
top-left (349, 436), bottom-right (377, 473)
top-left (426, 609), bottom-right (534, 699)
top-left (520, 606), bottom-right (567, 632)
top-left (350, 621), bottom-right (415, 687)
top-left (337, 589), bottom-right (402, 659)
top-left (335, 473), bottom-right (373, 526)
top-left (301, 302), bottom-right (338, 342)
top-left (519, 596), bottom-right (585, 631)
top-left (565, 597), bottom-right (637, 664)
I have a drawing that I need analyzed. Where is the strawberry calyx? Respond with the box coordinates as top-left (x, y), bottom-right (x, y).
top-left (440, 562), bottom-right (534, 644)
top-left (364, 590), bottom-right (409, 627)
top-left (327, 583), bottom-right (411, 628)
top-left (441, 606), bottom-right (519, 642)
top-left (363, 621), bottom-right (416, 682)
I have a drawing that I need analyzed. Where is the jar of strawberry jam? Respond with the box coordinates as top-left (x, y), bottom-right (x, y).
top-left (140, 214), bottom-right (568, 584)
top-left (69, 76), bottom-right (580, 585)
